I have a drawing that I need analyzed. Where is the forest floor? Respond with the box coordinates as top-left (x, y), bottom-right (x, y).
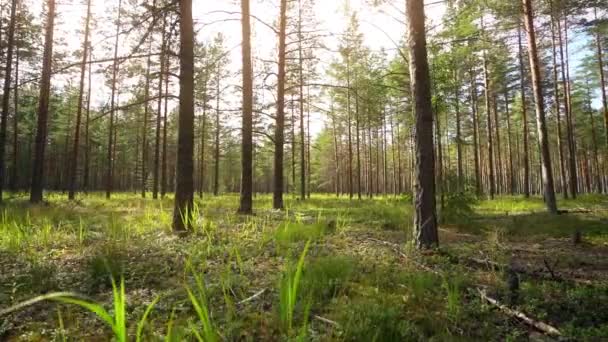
top-left (0, 193), bottom-right (607, 341)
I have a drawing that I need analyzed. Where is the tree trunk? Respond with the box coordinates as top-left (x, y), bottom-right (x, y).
top-left (522, 0), bottom-right (558, 214)
top-left (407, 0), bottom-right (438, 248)
top-left (153, 15), bottom-right (166, 199)
top-left (504, 89), bottom-right (515, 195)
top-left (470, 69), bottom-right (482, 197)
top-left (68, 0), bottom-right (91, 200)
top-left (273, 0), bottom-right (287, 209)
top-left (140, 2), bottom-right (154, 199)
top-left (106, 0), bottom-right (122, 200)
top-left (0, 0), bottom-right (17, 202)
top-left (238, 0), bottom-right (253, 214)
top-left (213, 63), bottom-right (221, 196)
top-left (30, 0), bottom-right (55, 203)
top-left (84, 47), bottom-right (92, 193)
top-left (11, 40), bottom-right (19, 191)
top-left (550, 9), bottom-right (568, 199)
top-left (346, 56), bottom-right (353, 199)
top-left (172, 0), bottom-right (195, 232)
top-left (518, 22), bottom-right (531, 198)
top-left (482, 30), bottom-right (495, 199)
top-left (559, 14), bottom-right (577, 199)
top-left (161, 43), bottom-right (170, 198)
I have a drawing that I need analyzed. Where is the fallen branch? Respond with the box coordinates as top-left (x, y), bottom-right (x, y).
top-left (313, 315), bottom-right (340, 327)
top-left (237, 288), bottom-right (266, 305)
top-left (478, 288), bottom-right (562, 337)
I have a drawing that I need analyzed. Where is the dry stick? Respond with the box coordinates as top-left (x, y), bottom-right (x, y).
top-left (478, 288), bottom-right (562, 337)
top-left (236, 288), bottom-right (266, 305)
top-left (313, 315), bottom-right (340, 327)
top-left (368, 237), bottom-right (564, 337)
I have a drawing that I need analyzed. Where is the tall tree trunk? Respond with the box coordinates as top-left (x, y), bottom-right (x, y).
top-left (153, 15), bottom-right (166, 199)
top-left (297, 0), bottom-right (306, 201)
top-left (454, 70), bottom-right (463, 190)
top-left (518, 22), bottom-right (531, 198)
top-left (389, 109), bottom-right (397, 195)
top-left (482, 30), bottom-right (495, 199)
top-left (356, 90), bottom-right (362, 199)
top-left (0, 0), bottom-right (17, 201)
top-left (291, 95), bottom-right (295, 193)
top-left (213, 64), bottom-right (221, 196)
top-left (68, 0), bottom-right (91, 200)
top-left (407, 0), bottom-right (438, 248)
top-left (307, 86), bottom-right (311, 198)
top-left (161, 43), bottom-right (170, 198)
top-left (11, 39), bottom-right (19, 191)
top-left (346, 56), bottom-right (353, 199)
top-left (558, 13), bottom-right (577, 199)
top-left (550, 9), bottom-right (569, 199)
top-left (172, 0), bottom-right (195, 232)
top-left (504, 89), bottom-right (515, 195)
top-left (199, 106), bottom-right (207, 197)
top-left (382, 109), bottom-right (388, 194)
top-left (396, 113), bottom-right (403, 194)
top-left (31, 0), bottom-right (55, 202)
top-left (523, 0), bottom-right (558, 214)
top-left (273, 0), bottom-right (287, 209)
top-left (84, 47), bottom-right (92, 193)
top-left (493, 96), bottom-right (503, 194)
top-left (106, 0), bottom-right (122, 199)
top-left (140, 2), bottom-right (154, 199)
top-left (238, 0), bottom-right (253, 214)
top-left (470, 70), bottom-right (482, 197)
top-left (331, 106), bottom-right (340, 197)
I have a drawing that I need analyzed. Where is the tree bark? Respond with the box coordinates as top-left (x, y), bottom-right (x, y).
top-left (153, 15), bottom-right (166, 199)
top-left (273, 0), bottom-right (287, 209)
top-left (470, 69), bottom-right (482, 197)
top-left (518, 22), bottom-right (531, 198)
top-left (407, 0), bottom-right (438, 248)
top-left (68, 0), bottom-right (92, 200)
top-left (238, 0), bottom-right (253, 214)
top-left (522, 0), bottom-right (558, 214)
top-left (106, 0), bottom-right (122, 199)
top-left (559, 14), bottom-right (577, 199)
top-left (30, 0), bottom-right (55, 203)
top-left (11, 38), bottom-right (19, 191)
top-left (0, 0), bottom-right (17, 202)
top-left (83, 47), bottom-right (92, 192)
top-left (172, 0), bottom-right (195, 232)
top-left (550, 8), bottom-right (568, 199)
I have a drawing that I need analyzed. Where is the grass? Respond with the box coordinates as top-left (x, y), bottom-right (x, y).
top-left (0, 192), bottom-right (607, 340)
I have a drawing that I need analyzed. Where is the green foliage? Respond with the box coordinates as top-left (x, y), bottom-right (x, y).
top-left (87, 247), bottom-right (126, 290)
top-left (339, 296), bottom-right (423, 341)
top-left (185, 265), bottom-right (218, 342)
top-left (301, 256), bottom-right (355, 305)
top-left (441, 191), bottom-right (477, 225)
top-left (23, 259), bottom-right (58, 294)
top-left (278, 240), bottom-right (311, 335)
top-left (274, 221), bottom-right (327, 245)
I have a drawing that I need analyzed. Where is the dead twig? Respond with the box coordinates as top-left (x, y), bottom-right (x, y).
top-left (314, 315), bottom-right (340, 327)
top-left (237, 288), bottom-right (266, 305)
top-left (478, 288), bottom-right (562, 337)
